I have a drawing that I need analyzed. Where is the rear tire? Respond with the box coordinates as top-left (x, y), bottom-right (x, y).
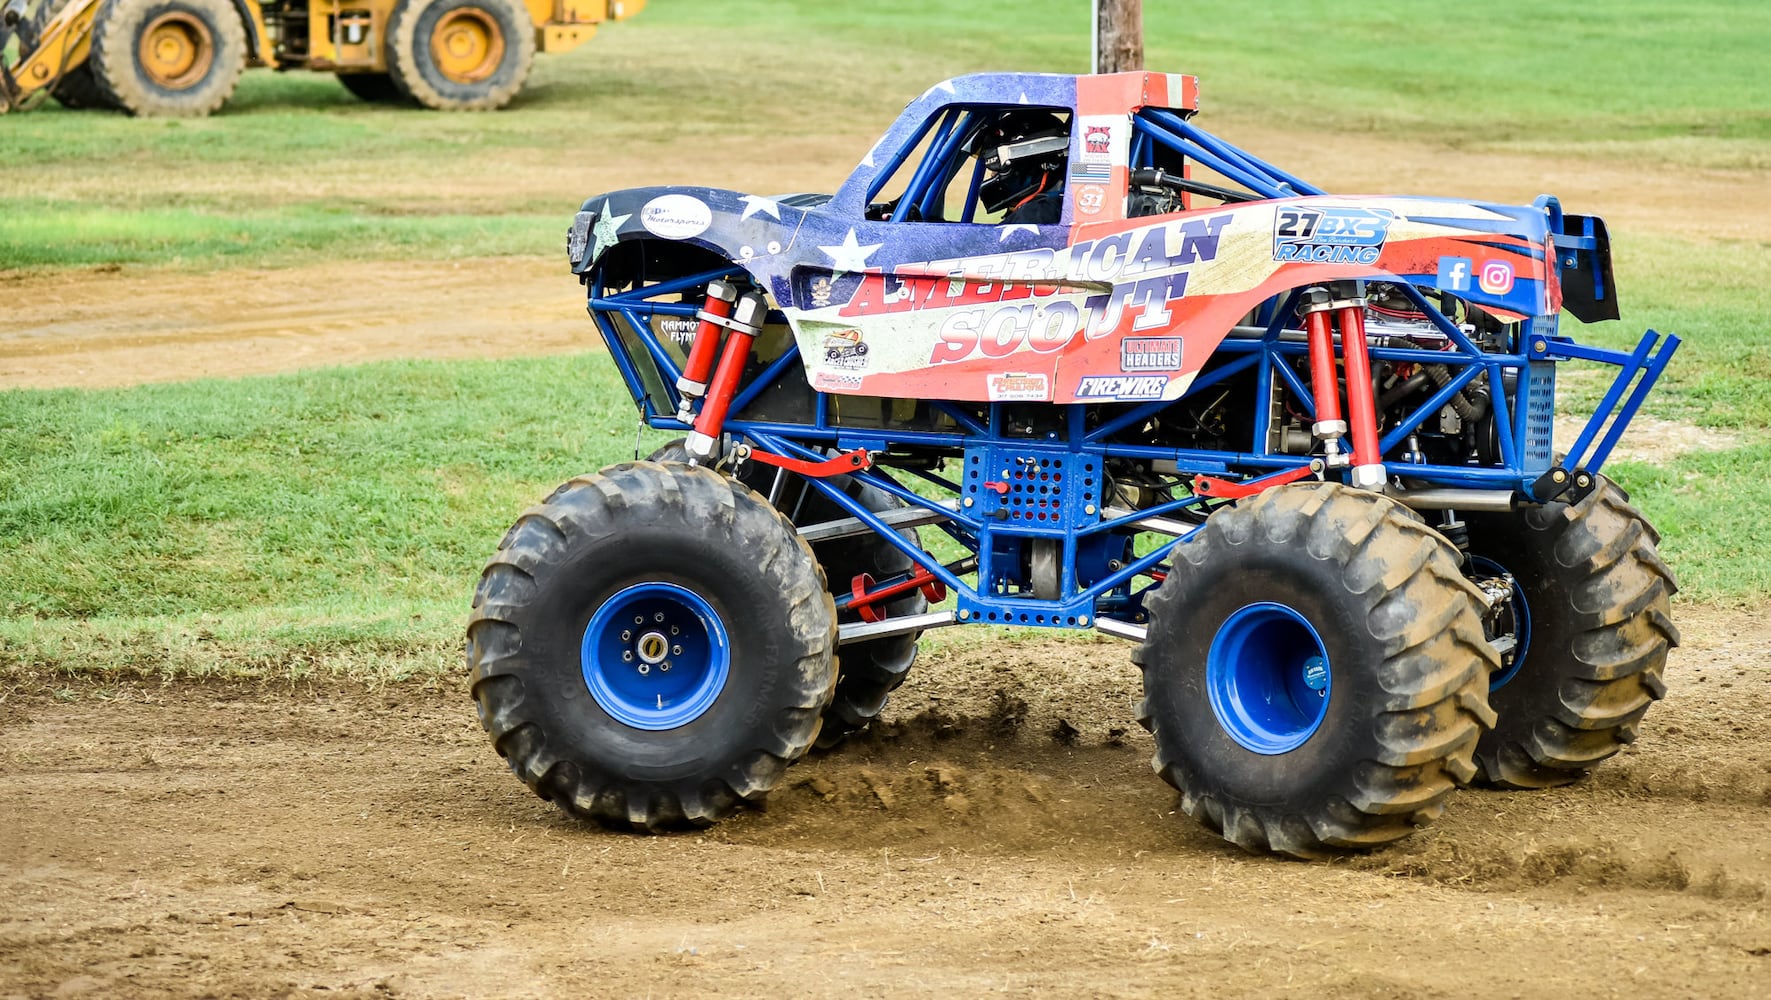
top-left (646, 440), bottom-right (926, 749)
top-left (88, 0), bottom-right (246, 116)
top-left (1464, 478), bottom-right (1678, 788)
top-left (467, 462), bottom-right (838, 830)
top-left (386, 0), bottom-right (533, 111)
top-left (336, 71), bottom-right (408, 103)
top-left (1136, 483), bottom-right (1498, 858)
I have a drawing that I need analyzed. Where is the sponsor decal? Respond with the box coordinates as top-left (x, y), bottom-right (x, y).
top-left (1272, 206), bottom-right (1394, 265)
top-left (1436, 255), bottom-right (1472, 292)
top-left (987, 372), bottom-right (1050, 402)
top-left (810, 276), bottom-right (833, 308)
top-left (822, 328), bottom-right (870, 370)
top-left (639, 194), bottom-right (712, 240)
top-left (657, 315), bottom-right (699, 349)
top-left (1121, 336), bottom-right (1182, 372)
top-left (1075, 183), bottom-right (1107, 216)
top-left (1084, 125), bottom-right (1112, 155)
top-left (1074, 375), bottom-right (1169, 401)
top-left (813, 371), bottom-right (864, 391)
top-left (1478, 259), bottom-right (1515, 295)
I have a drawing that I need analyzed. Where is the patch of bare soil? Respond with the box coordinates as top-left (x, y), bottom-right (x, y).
top-left (2, 609), bottom-right (1767, 999)
top-left (0, 257), bottom-right (588, 390)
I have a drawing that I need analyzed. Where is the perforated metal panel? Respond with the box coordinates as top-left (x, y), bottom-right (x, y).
top-left (962, 445), bottom-right (1100, 535)
top-left (1523, 361), bottom-right (1556, 473)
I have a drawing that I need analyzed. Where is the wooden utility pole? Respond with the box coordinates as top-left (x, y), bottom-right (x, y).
top-left (1093, 0), bottom-right (1144, 73)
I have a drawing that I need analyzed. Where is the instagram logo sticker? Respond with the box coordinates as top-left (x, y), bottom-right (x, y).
top-left (1478, 259), bottom-right (1514, 295)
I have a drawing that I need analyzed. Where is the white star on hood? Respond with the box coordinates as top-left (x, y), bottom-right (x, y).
top-left (738, 194), bottom-right (781, 221)
top-left (997, 223), bottom-right (1040, 241)
top-left (818, 228), bottom-right (883, 275)
top-left (590, 200), bottom-right (631, 260)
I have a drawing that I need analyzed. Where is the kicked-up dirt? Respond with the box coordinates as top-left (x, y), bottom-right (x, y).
top-left (2, 606), bottom-right (1767, 999)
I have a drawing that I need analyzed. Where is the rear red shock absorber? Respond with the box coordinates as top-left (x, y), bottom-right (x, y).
top-left (1335, 296), bottom-right (1387, 490)
top-left (1299, 288), bottom-right (1349, 468)
top-left (686, 291), bottom-right (767, 462)
top-left (674, 279), bottom-right (739, 422)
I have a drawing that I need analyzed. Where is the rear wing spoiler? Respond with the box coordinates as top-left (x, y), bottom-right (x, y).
top-left (1539, 195), bottom-right (1619, 324)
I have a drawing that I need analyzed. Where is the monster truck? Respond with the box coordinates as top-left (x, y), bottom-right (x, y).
top-left (468, 71), bottom-right (1680, 857)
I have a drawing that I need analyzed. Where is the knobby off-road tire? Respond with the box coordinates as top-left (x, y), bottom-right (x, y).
top-left (386, 0), bottom-right (533, 111)
top-left (26, 0), bottom-right (115, 109)
top-left (336, 71), bottom-right (407, 103)
top-left (467, 462), bottom-right (838, 830)
top-left (647, 440), bottom-right (926, 749)
top-left (89, 0), bottom-right (246, 116)
top-left (1135, 483), bottom-right (1499, 858)
top-left (1464, 478), bottom-right (1678, 788)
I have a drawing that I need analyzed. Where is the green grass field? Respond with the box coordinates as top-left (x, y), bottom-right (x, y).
top-left (2, 0), bottom-right (1768, 680)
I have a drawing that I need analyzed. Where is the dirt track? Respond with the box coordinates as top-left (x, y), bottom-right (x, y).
top-left (3, 607), bottom-right (1768, 999)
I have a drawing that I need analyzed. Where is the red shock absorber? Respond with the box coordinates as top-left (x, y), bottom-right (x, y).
top-left (1335, 296), bottom-right (1387, 490)
top-left (1298, 287), bottom-right (1348, 467)
top-left (686, 291), bottom-right (767, 462)
top-left (674, 279), bottom-right (739, 422)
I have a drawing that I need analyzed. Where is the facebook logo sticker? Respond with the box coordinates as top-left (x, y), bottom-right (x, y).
top-left (1437, 256), bottom-right (1472, 292)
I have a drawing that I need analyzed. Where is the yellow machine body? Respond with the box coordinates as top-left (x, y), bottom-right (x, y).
top-left (1, 0), bottom-right (642, 109)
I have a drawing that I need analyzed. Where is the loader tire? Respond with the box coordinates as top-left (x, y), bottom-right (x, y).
top-left (336, 71), bottom-right (408, 103)
top-left (386, 0), bottom-right (533, 111)
top-left (25, 0), bottom-right (117, 109)
top-left (50, 65), bottom-right (115, 109)
top-left (88, 0), bottom-right (245, 116)
top-left (1464, 478), bottom-right (1678, 788)
top-left (468, 462), bottom-right (838, 831)
top-left (1135, 483), bottom-right (1498, 858)
top-left (646, 439), bottom-right (926, 749)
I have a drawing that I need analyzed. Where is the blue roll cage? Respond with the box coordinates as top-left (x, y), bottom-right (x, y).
top-left (584, 110), bottom-right (1679, 632)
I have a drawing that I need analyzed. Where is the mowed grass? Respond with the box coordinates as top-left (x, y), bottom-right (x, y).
top-left (0, 355), bottom-right (677, 679)
top-left (3, 0), bottom-right (1768, 269)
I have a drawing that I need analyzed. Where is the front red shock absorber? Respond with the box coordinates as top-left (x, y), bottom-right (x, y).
top-left (1335, 298), bottom-right (1387, 490)
top-left (686, 291), bottom-right (767, 462)
top-left (1299, 288), bottom-right (1349, 468)
top-left (674, 279), bottom-right (739, 422)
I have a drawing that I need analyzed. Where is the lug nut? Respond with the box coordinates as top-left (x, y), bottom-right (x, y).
top-left (634, 615), bottom-right (644, 625)
top-left (621, 630), bottom-right (632, 641)
top-left (622, 651), bottom-right (634, 662)
top-left (672, 645), bottom-right (683, 655)
top-left (670, 626), bottom-right (680, 635)
top-left (638, 663), bottom-right (650, 675)
top-left (654, 612), bottom-right (665, 623)
top-left (661, 661), bottom-right (671, 672)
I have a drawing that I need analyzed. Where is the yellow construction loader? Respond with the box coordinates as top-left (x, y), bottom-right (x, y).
top-left (0, 0), bottom-right (642, 115)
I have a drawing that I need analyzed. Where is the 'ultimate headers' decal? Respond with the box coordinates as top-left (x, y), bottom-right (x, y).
top-left (1273, 206), bottom-right (1395, 265)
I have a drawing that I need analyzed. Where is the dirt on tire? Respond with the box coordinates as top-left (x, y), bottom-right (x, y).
top-left (3, 606), bottom-right (1768, 998)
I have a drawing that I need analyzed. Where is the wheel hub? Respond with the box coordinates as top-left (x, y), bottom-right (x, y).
top-left (582, 583), bottom-right (728, 730)
top-left (430, 9), bottom-right (504, 85)
top-left (1206, 602), bottom-right (1332, 755)
top-left (1469, 555), bottom-right (1531, 690)
top-left (138, 12), bottom-right (214, 89)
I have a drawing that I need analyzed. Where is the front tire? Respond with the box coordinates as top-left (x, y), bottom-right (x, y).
top-left (88, 0), bottom-right (246, 117)
top-left (386, 0), bottom-right (533, 111)
top-left (467, 463), bottom-right (838, 830)
top-left (1136, 483), bottom-right (1498, 857)
top-left (646, 440), bottom-right (926, 748)
top-left (1464, 478), bottom-right (1678, 788)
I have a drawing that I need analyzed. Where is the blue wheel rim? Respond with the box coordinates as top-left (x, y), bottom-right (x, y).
top-left (581, 582), bottom-right (731, 730)
top-left (1470, 555), bottom-right (1531, 690)
top-left (1206, 602), bottom-right (1331, 755)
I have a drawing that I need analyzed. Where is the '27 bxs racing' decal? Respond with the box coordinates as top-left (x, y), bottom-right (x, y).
top-left (1273, 206), bottom-right (1395, 265)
